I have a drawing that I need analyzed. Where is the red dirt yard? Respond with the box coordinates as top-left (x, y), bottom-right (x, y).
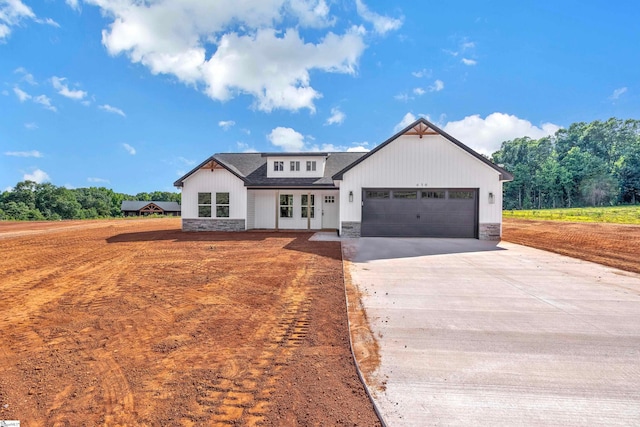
top-left (0, 218), bottom-right (380, 426)
top-left (503, 218), bottom-right (640, 275)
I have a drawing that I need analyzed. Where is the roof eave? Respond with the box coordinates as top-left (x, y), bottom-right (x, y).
top-left (173, 155), bottom-right (249, 187)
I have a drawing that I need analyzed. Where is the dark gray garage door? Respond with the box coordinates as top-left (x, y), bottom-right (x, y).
top-left (361, 188), bottom-right (478, 238)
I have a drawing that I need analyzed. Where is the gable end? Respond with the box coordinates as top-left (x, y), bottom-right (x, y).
top-left (332, 117), bottom-right (514, 181)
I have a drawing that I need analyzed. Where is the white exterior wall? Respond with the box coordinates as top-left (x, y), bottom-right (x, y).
top-left (253, 190), bottom-right (276, 229)
top-left (249, 189), bottom-right (323, 230)
top-left (339, 134), bottom-right (504, 224)
top-left (246, 191), bottom-right (256, 229)
top-left (266, 156), bottom-right (326, 178)
top-left (181, 168), bottom-right (247, 223)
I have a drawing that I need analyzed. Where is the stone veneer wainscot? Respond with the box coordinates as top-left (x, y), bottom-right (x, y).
top-left (182, 219), bottom-right (245, 232)
top-left (479, 223), bottom-right (501, 240)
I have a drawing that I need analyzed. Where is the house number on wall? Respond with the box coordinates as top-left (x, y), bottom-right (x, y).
top-left (416, 183), bottom-right (428, 187)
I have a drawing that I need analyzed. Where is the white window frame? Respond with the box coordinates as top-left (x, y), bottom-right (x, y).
top-left (306, 161), bottom-right (316, 172)
top-left (215, 192), bottom-right (230, 218)
top-left (301, 194), bottom-right (315, 218)
top-left (274, 161), bottom-right (284, 171)
top-left (290, 161), bottom-right (300, 172)
top-left (198, 192), bottom-right (212, 217)
top-left (280, 194), bottom-right (294, 218)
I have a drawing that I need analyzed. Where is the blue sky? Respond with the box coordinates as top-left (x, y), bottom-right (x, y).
top-left (1, 0), bottom-right (638, 195)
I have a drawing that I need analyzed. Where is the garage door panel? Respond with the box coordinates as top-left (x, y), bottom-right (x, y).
top-left (361, 188), bottom-right (477, 238)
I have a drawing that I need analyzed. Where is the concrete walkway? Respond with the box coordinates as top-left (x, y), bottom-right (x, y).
top-left (343, 238), bottom-right (640, 426)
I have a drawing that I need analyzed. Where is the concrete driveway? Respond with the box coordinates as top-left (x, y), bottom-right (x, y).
top-left (343, 238), bottom-right (640, 426)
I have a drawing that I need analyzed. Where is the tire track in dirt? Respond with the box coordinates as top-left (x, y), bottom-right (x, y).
top-left (0, 221), bottom-right (380, 425)
top-left (189, 267), bottom-right (314, 425)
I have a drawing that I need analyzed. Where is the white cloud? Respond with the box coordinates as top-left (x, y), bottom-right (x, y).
top-left (99, 104), bottom-right (126, 117)
top-left (445, 38), bottom-right (477, 65)
top-left (24, 122), bottom-right (37, 129)
top-left (268, 126), bottom-right (306, 152)
top-left (201, 27), bottom-right (365, 112)
top-left (51, 76), bottom-right (87, 100)
top-left (443, 112), bottom-right (561, 155)
top-left (14, 67), bottom-right (37, 85)
top-left (4, 150), bottom-right (43, 157)
top-left (23, 168), bottom-right (50, 183)
top-left (355, 0), bottom-right (403, 35)
top-left (411, 68), bottom-right (431, 78)
top-left (66, 0), bottom-right (80, 11)
top-left (88, 1), bottom-right (370, 113)
top-left (13, 86), bottom-right (30, 102)
top-left (325, 107), bottom-right (345, 125)
top-left (287, 0), bottom-right (334, 28)
top-left (394, 92), bottom-right (411, 102)
top-left (265, 126), bottom-right (369, 153)
top-left (0, 0), bottom-right (35, 41)
top-left (413, 87), bottom-right (425, 96)
top-left (87, 177), bottom-right (110, 183)
top-left (35, 17), bottom-right (60, 27)
top-left (177, 156), bottom-right (196, 166)
top-left (0, 1), bottom-right (58, 41)
top-left (346, 144), bottom-right (369, 152)
top-left (236, 141), bottom-right (258, 153)
top-left (122, 143), bottom-right (136, 155)
top-left (304, 142), bottom-right (367, 152)
top-left (393, 112), bottom-right (417, 132)
top-left (428, 79), bottom-right (444, 92)
top-left (609, 87), bottom-right (627, 100)
top-left (13, 87), bottom-right (57, 111)
top-left (33, 94), bottom-right (56, 112)
top-left (218, 120), bottom-right (235, 130)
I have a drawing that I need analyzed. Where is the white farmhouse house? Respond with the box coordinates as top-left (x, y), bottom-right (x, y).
top-left (174, 118), bottom-right (513, 239)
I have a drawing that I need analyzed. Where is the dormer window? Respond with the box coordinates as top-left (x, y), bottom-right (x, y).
top-left (306, 161), bottom-right (316, 172)
top-left (274, 161), bottom-right (284, 171)
top-left (290, 161), bottom-right (300, 171)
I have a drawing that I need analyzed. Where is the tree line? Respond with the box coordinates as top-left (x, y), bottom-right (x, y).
top-left (492, 118), bottom-right (640, 209)
top-left (0, 181), bottom-right (181, 220)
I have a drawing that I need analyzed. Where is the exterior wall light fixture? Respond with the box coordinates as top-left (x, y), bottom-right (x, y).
top-left (349, 191), bottom-right (353, 202)
top-left (488, 192), bottom-right (495, 204)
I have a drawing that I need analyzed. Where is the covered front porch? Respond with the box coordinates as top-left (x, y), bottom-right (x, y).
top-left (247, 189), bottom-right (340, 231)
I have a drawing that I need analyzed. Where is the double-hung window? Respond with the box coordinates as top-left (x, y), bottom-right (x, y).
top-left (274, 161), bottom-right (284, 171)
top-left (301, 195), bottom-right (315, 218)
top-left (290, 161), bottom-right (300, 172)
top-left (216, 192), bottom-right (229, 217)
top-left (306, 161), bottom-right (316, 172)
top-left (198, 192), bottom-right (212, 217)
top-left (280, 194), bottom-right (293, 218)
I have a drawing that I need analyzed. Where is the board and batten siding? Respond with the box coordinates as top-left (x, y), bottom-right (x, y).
top-left (250, 189), bottom-right (323, 230)
top-left (339, 134), bottom-right (504, 225)
top-left (181, 168), bottom-right (247, 221)
top-left (253, 190), bottom-right (276, 229)
top-left (246, 191), bottom-right (256, 229)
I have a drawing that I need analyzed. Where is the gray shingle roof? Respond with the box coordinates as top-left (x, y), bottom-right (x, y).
top-left (174, 152), bottom-right (368, 188)
top-left (121, 201), bottom-right (181, 212)
top-left (173, 118), bottom-right (514, 188)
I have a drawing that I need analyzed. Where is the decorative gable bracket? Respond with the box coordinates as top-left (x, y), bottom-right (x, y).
top-left (200, 160), bottom-right (226, 172)
top-left (404, 122), bottom-right (438, 138)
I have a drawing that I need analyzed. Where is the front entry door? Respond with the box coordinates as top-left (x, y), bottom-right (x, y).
top-left (321, 194), bottom-right (339, 229)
